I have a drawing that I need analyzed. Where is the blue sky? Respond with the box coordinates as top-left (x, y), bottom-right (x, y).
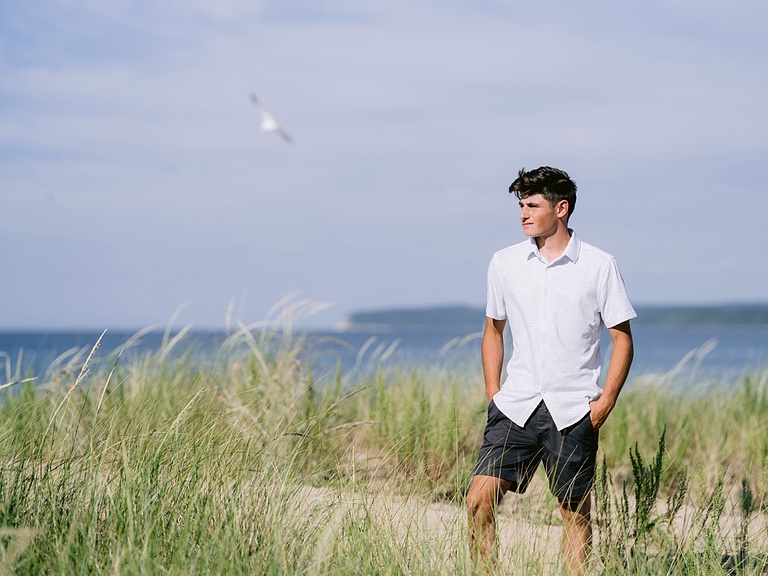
top-left (1, 0), bottom-right (767, 330)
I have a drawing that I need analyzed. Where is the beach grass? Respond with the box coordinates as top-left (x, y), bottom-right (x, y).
top-left (0, 328), bottom-right (767, 574)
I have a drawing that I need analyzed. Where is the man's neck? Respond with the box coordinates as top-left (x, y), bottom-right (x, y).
top-left (535, 225), bottom-right (571, 262)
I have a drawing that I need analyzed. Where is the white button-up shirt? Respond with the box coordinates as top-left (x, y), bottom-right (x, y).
top-left (486, 231), bottom-right (636, 430)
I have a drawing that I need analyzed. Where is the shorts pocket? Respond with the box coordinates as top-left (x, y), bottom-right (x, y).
top-left (486, 400), bottom-right (504, 425)
top-left (579, 410), bottom-right (597, 433)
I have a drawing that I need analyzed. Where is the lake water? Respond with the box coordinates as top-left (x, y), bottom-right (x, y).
top-left (1, 324), bottom-right (767, 389)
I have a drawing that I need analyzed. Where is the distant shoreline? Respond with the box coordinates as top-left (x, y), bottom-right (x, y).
top-left (342, 303), bottom-right (768, 331)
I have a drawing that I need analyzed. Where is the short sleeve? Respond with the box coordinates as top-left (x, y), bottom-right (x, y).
top-left (600, 257), bottom-right (637, 328)
top-left (485, 255), bottom-right (507, 320)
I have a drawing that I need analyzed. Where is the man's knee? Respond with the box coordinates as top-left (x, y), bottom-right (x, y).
top-left (466, 477), bottom-right (489, 515)
top-left (467, 475), bottom-right (509, 516)
top-left (558, 492), bottom-right (592, 521)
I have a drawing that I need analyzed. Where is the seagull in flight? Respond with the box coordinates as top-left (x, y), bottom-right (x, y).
top-left (249, 93), bottom-right (292, 143)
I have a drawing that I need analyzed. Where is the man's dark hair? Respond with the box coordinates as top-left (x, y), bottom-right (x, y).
top-left (509, 166), bottom-right (577, 219)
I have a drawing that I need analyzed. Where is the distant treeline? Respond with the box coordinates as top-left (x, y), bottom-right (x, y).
top-left (346, 306), bottom-right (484, 330)
top-left (345, 304), bottom-right (768, 329)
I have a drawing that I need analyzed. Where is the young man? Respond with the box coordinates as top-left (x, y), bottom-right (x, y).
top-left (466, 166), bottom-right (635, 575)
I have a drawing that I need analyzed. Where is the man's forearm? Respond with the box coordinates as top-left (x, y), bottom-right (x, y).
top-left (590, 321), bottom-right (633, 428)
top-left (601, 322), bottom-right (634, 407)
top-left (602, 336), bottom-right (633, 405)
top-left (481, 318), bottom-right (506, 403)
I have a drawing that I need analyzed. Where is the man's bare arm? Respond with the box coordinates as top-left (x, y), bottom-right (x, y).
top-left (481, 317), bottom-right (507, 403)
top-left (589, 320), bottom-right (634, 428)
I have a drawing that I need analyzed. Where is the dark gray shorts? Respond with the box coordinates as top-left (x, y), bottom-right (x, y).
top-left (473, 400), bottom-right (599, 502)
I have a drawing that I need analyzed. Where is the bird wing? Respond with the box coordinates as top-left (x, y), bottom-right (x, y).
top-left (249, 96), bottom-right (278, 129)
top-left (249, 93), bottom-right (292, 142)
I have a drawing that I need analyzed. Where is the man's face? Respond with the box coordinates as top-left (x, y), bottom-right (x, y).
top-left (519, 194), bottom-right (563, 238)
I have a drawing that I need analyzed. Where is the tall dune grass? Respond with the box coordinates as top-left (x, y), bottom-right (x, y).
top-left (0, 326), bottom-right (767, 574)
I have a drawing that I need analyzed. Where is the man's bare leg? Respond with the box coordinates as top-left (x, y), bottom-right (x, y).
top-left (466, 475), bottom-right (511, 569)
top-left (558, 494), bottom-right (592, 576)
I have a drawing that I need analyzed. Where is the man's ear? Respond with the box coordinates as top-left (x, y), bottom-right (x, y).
top-left (556, 199), bottom-right (569, 218)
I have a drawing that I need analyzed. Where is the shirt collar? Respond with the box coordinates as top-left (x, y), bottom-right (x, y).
top-left (526, 229), bottom-right (581, 264)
